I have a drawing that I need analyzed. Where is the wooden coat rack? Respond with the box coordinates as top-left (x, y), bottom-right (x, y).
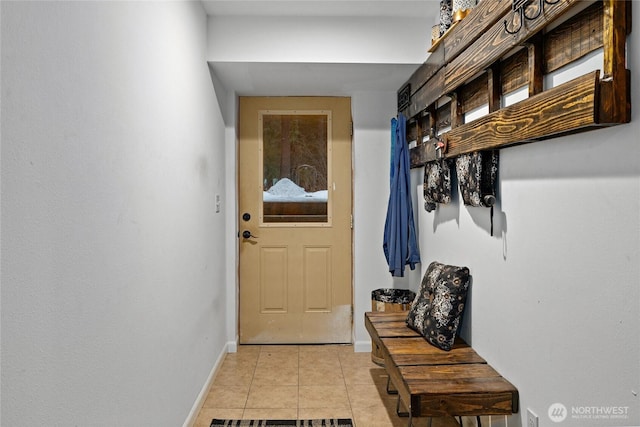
top-left (399, 0), bottom-right (631, 168)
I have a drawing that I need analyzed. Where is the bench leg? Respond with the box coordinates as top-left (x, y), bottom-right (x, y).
top-left (452, 416), bottom-right (482, 427)
top-left (404, 413), bottom-right (432, 427)
top-left (395, 397), bottom-right (435, 427)
top-left (386, 376), bottom-right (398, 395)
top-left (395, 395), bottom-right (410, 418)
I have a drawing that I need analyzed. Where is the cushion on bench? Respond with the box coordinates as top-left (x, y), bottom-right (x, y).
top-left (406, 261), bottom-right (471, 351)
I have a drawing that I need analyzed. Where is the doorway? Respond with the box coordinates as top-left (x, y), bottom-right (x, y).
top-left (238, 96), bottom-right (353, 344)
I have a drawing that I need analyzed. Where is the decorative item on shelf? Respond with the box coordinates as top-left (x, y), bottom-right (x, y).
top-left (439, 0), bottom-right (453, 36)
top-left (452, 0), bottom-right (477, 23)
top-left (504, 0), bottom-right (560, 35)
top-left (431, 24), bottom-right (440, 46)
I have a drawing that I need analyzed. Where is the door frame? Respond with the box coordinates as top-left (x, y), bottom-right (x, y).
top-left (235, 96), bottom-right (355, 344)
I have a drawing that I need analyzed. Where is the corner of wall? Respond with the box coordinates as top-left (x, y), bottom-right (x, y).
top-left (354, 340), bottom-right (373, 353)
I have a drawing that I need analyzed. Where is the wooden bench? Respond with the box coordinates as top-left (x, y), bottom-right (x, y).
top-left (365, 311), bottom-right (519, 426)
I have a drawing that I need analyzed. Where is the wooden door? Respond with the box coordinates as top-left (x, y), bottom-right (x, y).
top-left (238, 97), bottom-right (353, 344)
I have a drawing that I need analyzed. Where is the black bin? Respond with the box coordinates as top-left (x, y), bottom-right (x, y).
top-left (370, 288), bottom-right (416, 365)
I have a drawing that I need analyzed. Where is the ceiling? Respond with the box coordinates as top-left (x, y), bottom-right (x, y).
top-left (201, 0), bottom-right (435, 18)
top-left (209, 62), bottom-right (423, 97)
top-left (202, 0), bottom-right (438, 96)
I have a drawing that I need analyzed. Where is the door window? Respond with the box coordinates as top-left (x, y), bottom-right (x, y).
top-left (260, 111), bottom-right (330, 224)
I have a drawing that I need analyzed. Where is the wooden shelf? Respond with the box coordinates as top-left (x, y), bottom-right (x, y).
top-left (401, 0), bottom-right (631, 167)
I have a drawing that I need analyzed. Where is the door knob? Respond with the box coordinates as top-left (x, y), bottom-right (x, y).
top-left (242, 230), bottom-right (257, 239)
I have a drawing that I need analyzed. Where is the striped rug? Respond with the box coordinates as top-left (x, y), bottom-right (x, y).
top-left (210, 419), bottom-right (354, 427)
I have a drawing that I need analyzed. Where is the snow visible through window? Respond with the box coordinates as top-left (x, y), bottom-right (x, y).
top-left (263, 178), bottom-right (328, 203)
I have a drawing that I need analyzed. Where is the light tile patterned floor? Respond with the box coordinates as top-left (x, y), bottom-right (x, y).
top-left (193, 344), bottom-right (462, 427)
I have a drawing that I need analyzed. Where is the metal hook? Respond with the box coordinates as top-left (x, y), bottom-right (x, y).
top-left (522, 0), bottom-right (543, 21)
top-left (503, 0), bottom-right (559, 35)
top-left (433, 137), bottom-right (447, 160)
top-left (504, 6), bottom-right (524, 35)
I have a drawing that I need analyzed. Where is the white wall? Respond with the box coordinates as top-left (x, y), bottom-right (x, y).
top-left (1, 1), bottom-right (228, 426)
top-left (413, 17), bottom-right (640, 427)
top-left (352, 91), bottom-right (424, 350)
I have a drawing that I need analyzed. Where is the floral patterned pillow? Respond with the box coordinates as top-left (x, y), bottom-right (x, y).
top-left (406, 261), bottom-right (471, 351)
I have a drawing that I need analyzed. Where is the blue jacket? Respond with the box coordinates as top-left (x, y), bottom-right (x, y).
top-left (383, 114), bottom-right (420, 277)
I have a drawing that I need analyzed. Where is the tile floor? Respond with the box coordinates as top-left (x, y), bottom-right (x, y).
top-left (193, 344), bottom-right (461, 427)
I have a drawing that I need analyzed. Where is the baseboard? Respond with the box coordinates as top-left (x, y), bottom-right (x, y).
top-left (182, 342), bottom-right (230, 427)
top-left (354, 340), bottom-right (372, 353)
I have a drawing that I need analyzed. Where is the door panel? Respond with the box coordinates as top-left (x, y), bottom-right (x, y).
top-left (260, 247), bottom-right (288, 312)
top-left (238, 97), bottom-right (353, 344)
top-left (303, 246), bottom-right (331, 312)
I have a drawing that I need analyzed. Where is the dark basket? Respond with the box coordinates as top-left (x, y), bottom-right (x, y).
top-left (371, 288), bottom-right (416, 305)
top-left (370, 288), bottom-right (416, 366)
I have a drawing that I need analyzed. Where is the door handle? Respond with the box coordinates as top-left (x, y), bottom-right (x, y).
top-left (242, 230), bottom-right (258, 239)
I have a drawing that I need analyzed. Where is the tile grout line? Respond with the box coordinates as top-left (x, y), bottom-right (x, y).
top-left (245, 346), bottom-right (259, 417)
top-left (242, 345), bottom-right (261, 419)
top-left (339, 346), bottom-right (356, 425)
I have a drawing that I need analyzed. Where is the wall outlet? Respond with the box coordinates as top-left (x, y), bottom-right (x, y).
top-left (527, 409), bottom-right (539, 427)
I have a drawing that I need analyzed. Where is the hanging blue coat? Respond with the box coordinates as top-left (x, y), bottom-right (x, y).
top-left (383, 114), bottom-right (420, 277)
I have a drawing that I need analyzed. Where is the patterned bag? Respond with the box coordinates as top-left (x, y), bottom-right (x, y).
top-left (423, 159), bottom-right (452, 212)
top-left (455, 150), bottom-right (498, 207)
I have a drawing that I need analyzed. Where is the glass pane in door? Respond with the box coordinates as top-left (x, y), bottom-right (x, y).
top-left (261, 112), bottom-right (329, 223)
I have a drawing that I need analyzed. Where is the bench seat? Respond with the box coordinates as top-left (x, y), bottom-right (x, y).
top-left (365, 311), bottom-right (519, 424)
top-left (366, 311), bottom-right (422, 365)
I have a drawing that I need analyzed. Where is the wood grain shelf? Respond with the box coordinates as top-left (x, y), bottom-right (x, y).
top-left (401, 0), bottom-right (631, 167)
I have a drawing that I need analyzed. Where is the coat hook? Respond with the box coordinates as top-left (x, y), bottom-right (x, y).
top-left (433, 137), bottom-right (447, 160)
top-left (503, 0), bottom-right (559, 36)
top-left (523, 0), bottom-right (543, 21)
top-left (504, 6), bottom-right (524, 35)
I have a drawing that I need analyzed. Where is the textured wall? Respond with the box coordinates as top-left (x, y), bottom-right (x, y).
top-left (1, 1), bottom-right (227, 425)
